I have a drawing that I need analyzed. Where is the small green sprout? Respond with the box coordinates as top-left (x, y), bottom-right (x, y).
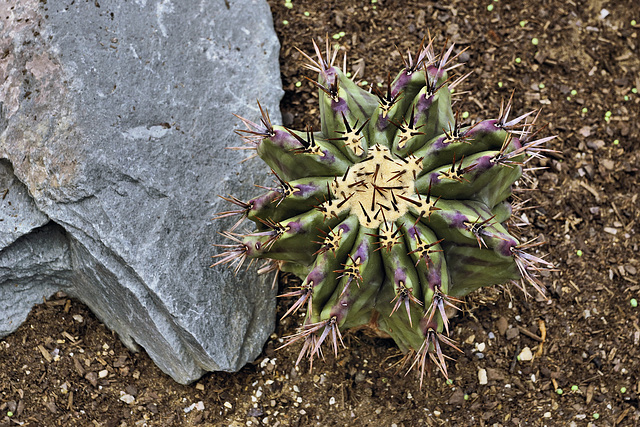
top-left (632, 19), bottom-right (637, 26)
top-left (632, 88), bottom-right (638, 94)
top-left (282, 20), bottom-right (289, 25)
top-left (593, 413), bottom-right (600, 420)
top-left (464, 394), bottom-right (470, 400)
top-left (487, 4), bottom-right (494, 11)
top-left (621, 387), bottom-right (627, 393)
top-left (631, 298), bottom-right (638, 307)
top-left (519, 20), bottom-right (527, 27)
top-left (462, 111), bottom-right (470, 119)
top-left (581, 107), bottom-right (588, 113)
top-left (571, 385), bottom-right (579, 391)
top-left (304, 11), bottom-right (310, 16)
top-left (284, 1), bottom-right (293, 9)
top-left (556, 388), bottom-right (563, 395)
top-left (515, 57), bottom-right (521, 64)
top-left (446, 379), bottom-right (454, 385)
top-left (531, 38), bottom-right (539, 46)
top-left (613, 139), bottom-right (619, 145)
top-left (295, 81), bottom-right (302, 88)
top-left (539, 83), bottom-right (545, 89)
top-left (498, 82), bottom-right (503, 88)
top-left (7, 411), bottom-right (13, 417)
top-left (624, 95), bottom-right (629, 101)
top-left (570, 89), bottom-right (577, 96)
top-left (576, 250), bottom-right (583, 257)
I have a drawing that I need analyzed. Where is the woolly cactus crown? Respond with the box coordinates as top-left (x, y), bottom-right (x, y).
top-left (214, 36), bottom-right (554, 384)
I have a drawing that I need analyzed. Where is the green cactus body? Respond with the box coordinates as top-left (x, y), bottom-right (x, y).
top-left (214, 38), bottom-right (553, 383)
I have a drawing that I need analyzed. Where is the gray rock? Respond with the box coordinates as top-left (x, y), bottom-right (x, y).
top-left (0, 0), bottom-right (282, 384)
top-left (0, 160), bottom-right (50, 248)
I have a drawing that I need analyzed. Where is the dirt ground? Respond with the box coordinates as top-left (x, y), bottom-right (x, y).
top-left (1, 0), bottom-right (639, 426)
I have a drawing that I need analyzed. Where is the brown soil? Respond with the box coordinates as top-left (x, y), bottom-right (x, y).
top-left (2, 0), bottom-right (639, 426)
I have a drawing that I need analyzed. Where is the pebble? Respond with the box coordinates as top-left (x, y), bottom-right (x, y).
top-left (98, 369), bottom-right (109, 378)
top-left (506, 328), bottom-right (519, 340)
top-left (478, 368), bottom-right (488, 385)
top-left (518, 347), bottom-right (533, 361)
top-left (224, 401), bottom-right (233, 409)
top-left (496, 317), bottom-right (508, 336)
top-left (119, 393), bottom-right (135, 405)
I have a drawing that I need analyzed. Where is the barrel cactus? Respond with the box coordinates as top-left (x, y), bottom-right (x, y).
top-left (213, 37), bottom-right (554, 384)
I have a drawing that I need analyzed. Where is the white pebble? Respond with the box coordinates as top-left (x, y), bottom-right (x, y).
top-left (98, 369), bottom-right (108, 378)
top-left (478, 368), bottom-right (488, 385)
top-left (224, 401), bottom-right (232, 409)
top-left (476, 342), bottom-right (486, 352)
top-left (329, 397), bottom-right (336, 405)
top-left (195, 401), bottom-right (204, 411)
top-left (119, 393), bottom-right (135, 405)
top-left (518, 347), bottom-right (533, 361)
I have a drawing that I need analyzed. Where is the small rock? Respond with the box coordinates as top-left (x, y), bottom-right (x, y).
top-left (506, 327), bottom-right (519, 340)
top-left (600, 159), bottom-right (615, 170)
top-left (518, 347), bottom-right (533, 361)
top-left (119, 393), bottom-right (136, 405)
top-left (448, 388), bottom-right (466, 405)
top-left (478, 368), bottom-right (488, 385)
top-left (486, 368), bottom-right (505, 381)
top-left (625, 265), bottom-right (637, 275)
top-left (98, 369), bottom-right (109, 378)
top-left (496, 317), bottom-right (508, 336)
top-left (85, 372), bottom-right (98, 388)
top-left (578, 126), bottom-right (592, 137)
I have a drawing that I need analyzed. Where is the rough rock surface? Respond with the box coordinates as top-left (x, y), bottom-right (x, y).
top-left (0, 0), bottom-right (282, 384)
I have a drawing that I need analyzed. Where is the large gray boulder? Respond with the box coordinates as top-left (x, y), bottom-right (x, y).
top-left (0, 0), bottom-right (282, 383)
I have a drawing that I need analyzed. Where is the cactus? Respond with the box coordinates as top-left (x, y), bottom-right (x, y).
top-left (213, 37), bottom-right (554, 385)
